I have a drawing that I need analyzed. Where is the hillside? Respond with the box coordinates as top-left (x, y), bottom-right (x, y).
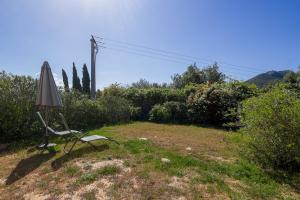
top-left (246, 70), bottom-right (292, 87)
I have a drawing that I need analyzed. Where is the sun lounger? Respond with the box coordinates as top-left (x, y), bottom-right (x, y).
top-left (36, 112), bottom-right (118, 154)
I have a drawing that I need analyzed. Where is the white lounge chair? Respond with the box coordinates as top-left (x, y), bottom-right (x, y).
top-left (37, 112), bottom-right (118, 154)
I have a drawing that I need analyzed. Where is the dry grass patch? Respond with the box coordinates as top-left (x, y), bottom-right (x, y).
top-left (109, 122), bottom-right (232, 158)
top-left (0, 122), bottom-right (300, 199)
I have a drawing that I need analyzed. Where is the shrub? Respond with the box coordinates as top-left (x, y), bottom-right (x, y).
top-left (149, 104), bottom-right (170, 123)
top-left (187, 82), bottom-right (257, 125)
top-left (242, 86), bottom-right (300, 171)
top-left (61, 91), bottom-right (130, 129)
top-left (122, 88), bottom-right (186, 119)
top-left (0, 72), bottom-right (40, 143)
top-left (98, 95), bottom-right (131, 124)
top-left (60, 91), bottom-right (106, 129)
top-left (129, 106), bottom-right (142, 120)
top-left (187, 85), bottom-right (234, 124)
top-left (149, 101), bottom-right (187, 123)
top-left (0, 73), bottom-right (131, 143)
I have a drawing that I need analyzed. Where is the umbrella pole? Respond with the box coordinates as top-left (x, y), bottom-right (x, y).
top-left (45, 107), bottom-right (49, 148)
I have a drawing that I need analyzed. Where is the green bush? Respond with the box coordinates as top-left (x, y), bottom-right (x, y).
top-left (129, 106), bottom-right (142, 120)
top-left (122, 88), bottom-right (186, 119)
top-left (0, 72), bottom-right (40, 143)
top-left (187, 82), bottom-right (257, 125)
top-left (98, 95), bottom-right (131, 124)
top-left (149, 101), bottom-right (187, 123)
top-left (60, 91), bottom-right (106, 129)
top-left (61, 91), bottom-right (130, 129)
top-left (0, 73), bottom-right (131, 143)
top-left (149, 104), bottom-right (171, 123)
top-left (242, 86), bottom-right (300, 171)
top-left (187, 85), bottom-right (234, 124)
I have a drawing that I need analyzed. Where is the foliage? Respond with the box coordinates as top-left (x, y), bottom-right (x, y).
top-left (129, 106), bottom-right (142, 120)
top-left (82, 64), bottom-right (91, 95)
top-left (149, 101), bottom-right (188, 123)
top-left (62, 69), bottom-right (69, 92)
top-left (242, 86), bottom-right (300, 171)
top-left (72, 62), bottom-right (82, 91)
top-left (0, 72), bottom-right (40, 143)
top-left (122, 87), bottom-right (186, 119)
top-left (102, 83), bottom-right (125, 97)
top-left (61, 91), bottom-right (130, 130)
top-left (0, 73), bottom-right (131, 143)
top-left (131, 78), bottom-right (168, 88)
top-left (187, 82), bottom-right (257, 125)
top-left (171, 63), bottom-right (225, 88)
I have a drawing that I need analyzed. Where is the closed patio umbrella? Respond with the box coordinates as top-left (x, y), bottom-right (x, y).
top-left (36, 61), bottom-right (62, 147)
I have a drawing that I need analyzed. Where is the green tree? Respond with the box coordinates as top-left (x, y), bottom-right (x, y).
top-left (82, 64), bottom-right (91, 95)
top-left (283, 71), bottom-right (297, 84)
top-left (62, 69), bottom-right (69, 92)
top-left (171, 63), bottom-right (225, 88)
top-left (72, 62), bottom-right (82, 91)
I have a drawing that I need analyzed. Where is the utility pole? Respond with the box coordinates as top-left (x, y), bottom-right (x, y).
top-left (90, 35), bottom-right (98, 99)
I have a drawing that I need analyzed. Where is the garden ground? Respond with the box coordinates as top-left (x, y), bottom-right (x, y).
top-left (0, 122), bottom-right (299, 200)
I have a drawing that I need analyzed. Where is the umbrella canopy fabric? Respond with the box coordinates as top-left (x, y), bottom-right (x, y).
top-left (36, 61), bottom-right (62, 107)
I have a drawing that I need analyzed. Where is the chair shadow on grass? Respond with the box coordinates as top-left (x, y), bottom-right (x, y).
top-left (6, 152), bottom-right (55, 185)
top-left (51, 144), bottom-right (109, 171)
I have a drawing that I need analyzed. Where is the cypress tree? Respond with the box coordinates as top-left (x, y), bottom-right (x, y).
top-left (62, 69), bottom-right (69, 92)
top-left (72, 62), bottom-right (82, 91)
top-left (82, 64), bottom-right (91, 95)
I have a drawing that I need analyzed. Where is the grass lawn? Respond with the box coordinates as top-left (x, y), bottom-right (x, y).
top-left (0, 122), bottom-right (299, 199)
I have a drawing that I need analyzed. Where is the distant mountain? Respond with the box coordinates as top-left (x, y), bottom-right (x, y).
top-left (246, 70), bottom-right (292, 87)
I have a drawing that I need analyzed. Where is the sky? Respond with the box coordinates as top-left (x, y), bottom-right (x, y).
top-left (0, 0), bottom-right (299, 89)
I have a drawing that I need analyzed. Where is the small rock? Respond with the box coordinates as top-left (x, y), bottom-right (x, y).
top-left (0, 178), bottom-right (6, 186)
top-left (186, 147), bottom-right (192, 151)
top-left (161, 158), bottom-right (171, 163)
top-left (139, 137), bottom-right (148, 141)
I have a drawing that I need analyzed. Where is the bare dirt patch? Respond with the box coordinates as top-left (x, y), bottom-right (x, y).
top-left (61, 178), bottom-right (112, 200)
top-left (75, 159), bottom-right (130, 173)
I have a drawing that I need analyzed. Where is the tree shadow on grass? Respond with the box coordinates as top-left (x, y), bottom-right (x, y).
top-left (51, 144), bottom-right (109, 171)
top-left (5, 152), bottom-right (55, 185)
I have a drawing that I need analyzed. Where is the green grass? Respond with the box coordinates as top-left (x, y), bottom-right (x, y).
top-left (65, 165), bottom-right (81, 177)
top-left (77, 165), bottom-right (121, 184)
top-left (117, 138), bottom-right (287, 199)
top-left (96, 165), bottom-right (120, 176)
top-left (2, 122), bottom-right (300, 200)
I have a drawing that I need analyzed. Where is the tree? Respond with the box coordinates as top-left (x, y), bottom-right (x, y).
top-left (283, 71), bottom-right (297, 84)
top-left (131, 79), bottom-right (168, 88)
top-left (203, 63), bottom-right (225, 84)
top-left (171, 63), bottom-right (225, 88)
top-left (82, 64), bottom-right (91, 95)
top-left (72, 62), bottom-right (82, 91)
top-left (62, 69), bottom-right (69, 92)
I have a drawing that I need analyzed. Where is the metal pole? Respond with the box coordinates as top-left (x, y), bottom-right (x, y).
top-left (45, 107), bottom-right (49, 147)
top-left (90, 36), bottom-right (96, 99)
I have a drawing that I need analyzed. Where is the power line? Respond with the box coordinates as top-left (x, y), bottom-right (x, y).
top-left (105, 46), bottom-right (257, 78)
top-left (100, 37), bottom-right (266, 73)
top-left (103, 41), bottom-right (261, 74)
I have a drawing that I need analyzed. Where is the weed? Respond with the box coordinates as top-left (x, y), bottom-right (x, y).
top-left (65, 166), bottom-right (80, 177)
top-left (77, 166), bottom-right (120, 184)
top-left (81, 189), bottom-right (97, 200)
top-left (96, 165), bottom-right (120, 176)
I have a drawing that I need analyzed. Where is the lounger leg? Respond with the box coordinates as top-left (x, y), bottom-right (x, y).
top-left (86, 141), bottom-right (99, 151)
top-left (107, 137), bottom-right (120, 145)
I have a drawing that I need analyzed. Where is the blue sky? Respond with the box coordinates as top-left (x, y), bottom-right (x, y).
top-left (0, 0), bottom-right (299, 88)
